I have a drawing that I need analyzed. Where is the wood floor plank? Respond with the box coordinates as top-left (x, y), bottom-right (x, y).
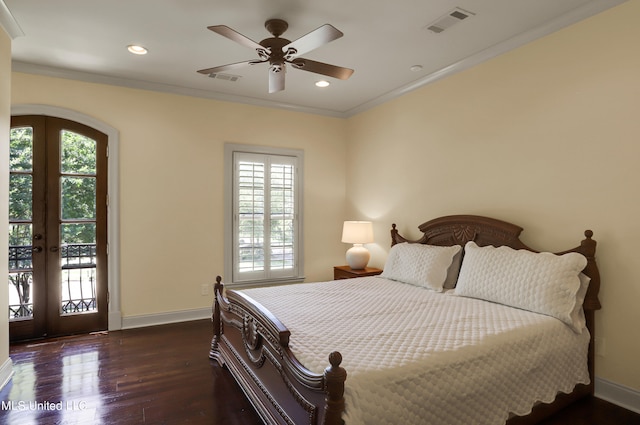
top-left (1, 319), bottom-right (638, 424)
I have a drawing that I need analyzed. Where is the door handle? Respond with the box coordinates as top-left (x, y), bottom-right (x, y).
top-left (32, 246), bottom-right (43, 253)
top-left (50, 246), bottom-right (59, 253)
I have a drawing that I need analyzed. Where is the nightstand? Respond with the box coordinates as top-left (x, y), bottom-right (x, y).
top-left (333, 265), bottom-right (383, 280)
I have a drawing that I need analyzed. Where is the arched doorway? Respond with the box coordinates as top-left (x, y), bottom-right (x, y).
top-left (8, 110), bottom-right (118, 341)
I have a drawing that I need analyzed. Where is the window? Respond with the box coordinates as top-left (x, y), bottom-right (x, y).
top-left (225, 144), bottom-right (303, 285)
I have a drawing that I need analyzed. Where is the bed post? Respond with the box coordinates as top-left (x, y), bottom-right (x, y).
top-left (323, 351), bottom-right (347, 425)
top-left (579, 230), bottom-right (601, 394)
top-left (209, 276), bottom-right (224, 366)
top-left (580, 230), bottom-right (601, 311)
top-left (390, 223), bottom-right (400, 246)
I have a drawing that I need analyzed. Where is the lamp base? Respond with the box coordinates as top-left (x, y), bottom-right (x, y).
top-left (346, 244), bottom-right (370, 270)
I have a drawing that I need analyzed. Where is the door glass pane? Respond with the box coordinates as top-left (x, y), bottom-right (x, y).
top-left (61, 223), bottom-right (96, 267)
top-left (10, 126), bottom-right (33, 172)
top-left (9, 175), bottom-right (33, 221)
top-left (60, 223), bottom-right (97, 315)
top-left (61, 269), bottom-right (96, 314)
top-left (9, 224), bottom-right (33, 268)
top-left (61, 130), bottom-right (96, 174)
top-left (9, 272), bottom-right (33, 319)
top-left (9, 224), bottom-right (34, 320)
top-left (61, 223), bottom-right (96, 245)
top-left (61, 176), bottom-right (96, 219)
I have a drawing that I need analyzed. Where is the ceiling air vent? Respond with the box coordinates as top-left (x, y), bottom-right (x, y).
top-left (425, 7), bottom-right (475, 34)
top-left (207, 73), bottom-right (242, 82)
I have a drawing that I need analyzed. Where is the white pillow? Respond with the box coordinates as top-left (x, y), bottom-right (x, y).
top-left (455, 241), bottom-right (588, 332)
top-left (381, 243), bottom-right (462, 292)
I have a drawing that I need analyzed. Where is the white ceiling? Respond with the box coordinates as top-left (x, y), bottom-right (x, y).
top-left (1, 0), bottom-right (626, 117)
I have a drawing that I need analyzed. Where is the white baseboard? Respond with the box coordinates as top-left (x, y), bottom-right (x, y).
top-left (595, 377), bottom-right (640, 414)
top-left (121, 307), bottom-right (211, 330)
top-left (0, 357), bottom-right (14, 392)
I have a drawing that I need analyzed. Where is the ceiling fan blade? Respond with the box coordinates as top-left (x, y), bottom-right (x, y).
top-left (197, 60), bottom-right (264, 76)
top-left (269, 67), bottom-right (285, 93)
top-left (290, 58), bottom-right (354, 80)
top-left (207, 25), bottom-right (264, 51)
top-left (283, 24), bottom-right (343, 57)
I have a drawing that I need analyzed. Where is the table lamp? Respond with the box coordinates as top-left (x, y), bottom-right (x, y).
top-left (341, 221), bottom-right (374, 269)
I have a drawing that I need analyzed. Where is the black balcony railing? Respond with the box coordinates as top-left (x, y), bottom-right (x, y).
top-left (9, 244), bottom-right (33, 270)
top-left (8, 243), bottom-right (97, 319)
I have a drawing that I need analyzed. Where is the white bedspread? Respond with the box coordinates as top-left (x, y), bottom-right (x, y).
top-left (241, 277), bottom-right (590, 425)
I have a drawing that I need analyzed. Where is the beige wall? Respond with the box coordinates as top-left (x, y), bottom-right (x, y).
top-left (1, 27), bottom-right (11, 376)
top-left (11, 74), bottom-right (348, 319)
top-left (346, 0), bottom-right (640, 391)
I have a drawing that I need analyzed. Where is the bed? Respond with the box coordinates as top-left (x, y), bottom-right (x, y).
top-left (209, 215), bottom-right (601, 425)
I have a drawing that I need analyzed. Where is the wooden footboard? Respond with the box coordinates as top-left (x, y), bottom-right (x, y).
top-left (210, 276), bottom-right (346, 425)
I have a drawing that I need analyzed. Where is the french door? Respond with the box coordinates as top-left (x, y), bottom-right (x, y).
top-left (9, 115), bottom-right (108, 341)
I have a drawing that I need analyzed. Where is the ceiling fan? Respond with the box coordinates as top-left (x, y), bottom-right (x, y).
top-left (197, 19), bottom-right (354, 93)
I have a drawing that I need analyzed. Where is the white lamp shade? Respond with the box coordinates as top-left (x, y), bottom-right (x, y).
top-left (341, 221), bottom-right (374, 244)
top-left (342, 221), bottom-right (374, 269)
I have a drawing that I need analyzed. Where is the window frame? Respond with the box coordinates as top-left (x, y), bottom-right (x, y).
top-left (224, 143), bottom-right (304, 287)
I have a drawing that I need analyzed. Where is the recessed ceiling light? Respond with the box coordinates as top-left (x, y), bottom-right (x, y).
top-left (315, 80), bottom-right (330, 88)
top-left (127, 45), bottom-right (148, 55)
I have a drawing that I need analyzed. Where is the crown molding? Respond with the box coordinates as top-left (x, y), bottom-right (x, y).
top-left (11, 61), bottom-right (347, 118)
top-left (0, 0), bottom-right (24, 39)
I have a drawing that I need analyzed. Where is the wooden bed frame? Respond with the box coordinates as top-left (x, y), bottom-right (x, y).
top-left (210, 215), bottom-right (601, 425)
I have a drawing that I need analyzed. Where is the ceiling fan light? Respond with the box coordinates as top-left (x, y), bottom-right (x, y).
top-left (127, 45), bottom-right (148, 55)
top-left (315, 80), bottom-right (330, 88)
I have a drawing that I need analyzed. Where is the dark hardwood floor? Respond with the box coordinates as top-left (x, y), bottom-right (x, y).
top-left (1, 319), bottom-right (638, 424)
top-left (1, 320), bottom-right (262, 424)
